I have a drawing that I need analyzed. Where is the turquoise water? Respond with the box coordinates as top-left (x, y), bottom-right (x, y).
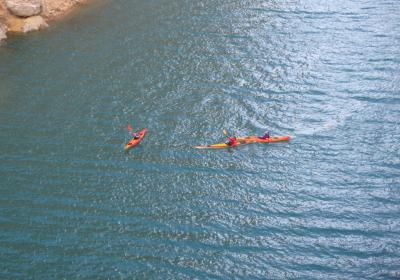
top-left (1, 0), bottom-right (400, 278)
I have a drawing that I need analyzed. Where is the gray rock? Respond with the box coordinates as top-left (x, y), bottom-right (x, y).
top-left (5, 0), bottom-right (42, 17)
top-left (0, 23), bottom-right (7, 44)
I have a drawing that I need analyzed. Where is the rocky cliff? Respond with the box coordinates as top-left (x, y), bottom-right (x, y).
top-left (0, 0), bottom-right (91, 44)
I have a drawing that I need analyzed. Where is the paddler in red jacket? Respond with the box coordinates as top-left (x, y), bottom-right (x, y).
top-left (223, 129), bottom-right (238, 146)
top-left (225, 136), bottom-right (238, 146)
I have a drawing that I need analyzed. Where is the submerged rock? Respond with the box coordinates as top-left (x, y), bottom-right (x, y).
top-left (21, 15), bottom-right (47, 32)
top-left (7, 14), bottom-right (48, 32)
top-left (5, 0), bottom-right (42, 17)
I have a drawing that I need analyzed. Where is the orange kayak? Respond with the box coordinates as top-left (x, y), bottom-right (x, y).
top-left (194, 139), bottom-right (252, 149)
top-left (238, 135), bottom-right (291, 143)
top-left (124, 128), bottom-right (148, 151)
top-left (194, 135), bottom-right (290, 149)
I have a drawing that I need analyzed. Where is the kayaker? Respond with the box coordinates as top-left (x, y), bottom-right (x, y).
top-left (259, 131), bottom-right (270, 139)
top-left (131, 132), bottom-right (140, 140)
top-left (225, 136), bottom-right (238, 146)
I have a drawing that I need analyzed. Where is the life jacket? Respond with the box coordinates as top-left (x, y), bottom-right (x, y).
top-left (260, 132), bottom-right (270, 139)
top-left (228, 137), bottom-right (238, 146)
top-left (132, 132), bottom-right (140, 139)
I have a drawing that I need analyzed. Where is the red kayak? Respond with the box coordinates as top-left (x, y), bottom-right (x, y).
top-left (124, 128), bottom-right (148, 151)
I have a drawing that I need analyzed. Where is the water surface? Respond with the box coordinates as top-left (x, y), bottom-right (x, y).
top-left (1, 0), bottom-right (399, 279)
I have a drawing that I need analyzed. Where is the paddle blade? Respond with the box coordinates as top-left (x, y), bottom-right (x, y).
top-left (223, 129), bottom-right (228, 136)
top-left (127, 124), bottom-right (133, 131)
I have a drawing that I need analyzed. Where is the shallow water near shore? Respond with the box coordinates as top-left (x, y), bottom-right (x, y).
top-left (1, 0), bottom-right (400, 278)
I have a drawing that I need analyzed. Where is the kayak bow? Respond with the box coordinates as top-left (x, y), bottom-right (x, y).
top-left (124, 128), bottom-right (148, 151)
top-left (194, 140), bottom-right (253, 149)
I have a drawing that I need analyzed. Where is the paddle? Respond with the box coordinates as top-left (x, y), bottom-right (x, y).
top-left (224, 128), bottom-right (251, 144)
top-left (127, 124), bottom-right (133, 131)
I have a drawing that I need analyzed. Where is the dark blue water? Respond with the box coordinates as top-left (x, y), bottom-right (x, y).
top-left (1, 0), bottom-right (400, 278)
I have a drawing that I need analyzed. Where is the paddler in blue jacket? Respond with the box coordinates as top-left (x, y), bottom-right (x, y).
top-left (128, 124), bottom-right (140, 139)
top-left (259, 131), bottom-right (270, 139)
top-left (131, 132), bottom-right (140, 139)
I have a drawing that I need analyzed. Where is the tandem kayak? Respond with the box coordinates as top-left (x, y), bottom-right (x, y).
top-left (194, 135), bottom-right (290, 149)
top-left (124, 128), bottom-right (148, 151)
top-left (193, 140), bottom-right (253, 149)
top-left (238, 135), bottom-right (291, 143)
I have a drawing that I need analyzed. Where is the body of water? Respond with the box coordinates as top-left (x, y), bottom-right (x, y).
top-left (1, 0), bottom-right (399, 278)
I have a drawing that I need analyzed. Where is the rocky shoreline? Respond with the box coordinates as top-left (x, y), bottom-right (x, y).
top-left (0, 0), bottom-right (92, 44)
